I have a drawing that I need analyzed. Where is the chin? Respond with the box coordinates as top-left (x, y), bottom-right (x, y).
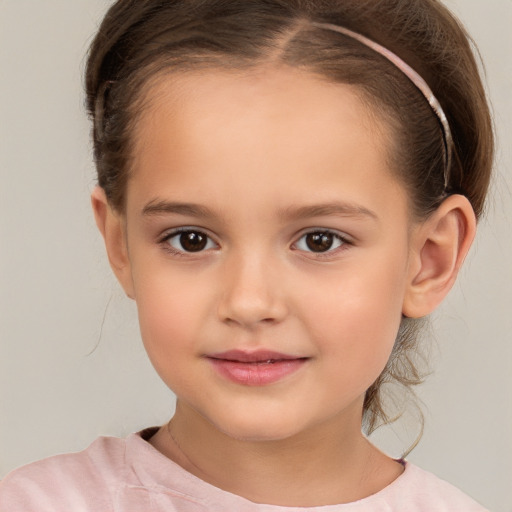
top-left (209, 410), bottom-right (310, 443)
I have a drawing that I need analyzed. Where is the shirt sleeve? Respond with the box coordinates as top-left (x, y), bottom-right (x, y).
top-left (0, 450), bottom-right (115, 511)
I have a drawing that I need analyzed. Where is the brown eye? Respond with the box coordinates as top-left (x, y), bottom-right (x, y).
top-left (305, 232), bottom-right (335, 252)
top-left (295, 230), bottom-right (346, 254)
top-left (166, 230), bottom-right (215, 253)
top-left (180, 231), bottom-right (207, 252)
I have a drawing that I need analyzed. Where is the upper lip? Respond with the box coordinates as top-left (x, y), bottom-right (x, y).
top-left (206, 349), bottom-right (307, 363)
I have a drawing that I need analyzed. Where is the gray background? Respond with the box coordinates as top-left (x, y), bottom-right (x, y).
top-left (1, 1), bottom-right (510, 510)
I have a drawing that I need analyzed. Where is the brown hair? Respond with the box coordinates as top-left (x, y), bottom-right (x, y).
top-left (85, 0), bottom-right (494, 436)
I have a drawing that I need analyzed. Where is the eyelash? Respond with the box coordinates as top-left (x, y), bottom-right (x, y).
top-left (159, 227), bottom-right (218, 257)
top-left (158, 227), bottom-right (352, 257)
top-left (293, 229), bottom-right (351, 258)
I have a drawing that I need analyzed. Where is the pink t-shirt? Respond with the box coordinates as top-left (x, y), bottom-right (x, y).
top-left (0, 428), bottom-right (488, 511)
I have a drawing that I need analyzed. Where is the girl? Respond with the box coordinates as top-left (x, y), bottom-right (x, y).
top-left (0, 0), bottom-right (498, 509)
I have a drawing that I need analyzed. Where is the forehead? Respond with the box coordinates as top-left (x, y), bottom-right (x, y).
top-left (127, 66), bottom-right (405, 217)
top-left (132, 65), bottom-right (391, 155)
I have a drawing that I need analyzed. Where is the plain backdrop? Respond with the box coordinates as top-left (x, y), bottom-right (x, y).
top-left (0, 1), bottom-right (510, 510)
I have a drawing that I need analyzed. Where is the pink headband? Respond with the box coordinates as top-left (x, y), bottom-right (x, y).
top-left (312, 22), bottom-right (452, 190)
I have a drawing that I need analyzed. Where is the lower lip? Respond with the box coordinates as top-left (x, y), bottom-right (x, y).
top-left (208, 358), bottom-right (308, 386)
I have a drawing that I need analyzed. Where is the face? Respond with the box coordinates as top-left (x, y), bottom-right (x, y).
top-left (118, 66), bottom-right (415, 441)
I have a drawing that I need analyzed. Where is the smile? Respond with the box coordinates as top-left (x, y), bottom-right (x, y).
top-left (206, 350), bottom-right (309, 386)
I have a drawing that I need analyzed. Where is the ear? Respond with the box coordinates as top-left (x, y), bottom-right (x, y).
top-left (402, 195), bottom-right (476, 318)
top-left (91, 186), bottom-right (135, 299)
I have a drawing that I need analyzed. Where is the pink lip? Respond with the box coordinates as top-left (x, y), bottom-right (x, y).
top-left (206, 350), bottom-right (309, 386)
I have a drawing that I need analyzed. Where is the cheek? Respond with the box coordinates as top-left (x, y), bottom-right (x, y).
top-left (301, 258), bottom-right (406, 381)
top-left (132, 268), bottom-right (209, 377)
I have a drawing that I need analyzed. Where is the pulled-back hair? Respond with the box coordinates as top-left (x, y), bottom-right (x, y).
top-left (85, 0), bottom-right (493, 436)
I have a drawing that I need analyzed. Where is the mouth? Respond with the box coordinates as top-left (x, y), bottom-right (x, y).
top-left (206, 350), bottom-right (310, 386)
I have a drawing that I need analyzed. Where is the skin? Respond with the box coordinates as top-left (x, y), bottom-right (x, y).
top-left (92, 65), bottom-right (476, 506)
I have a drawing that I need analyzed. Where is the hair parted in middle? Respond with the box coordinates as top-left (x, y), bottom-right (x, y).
top-left (85, 0), bottom-right (493, 440)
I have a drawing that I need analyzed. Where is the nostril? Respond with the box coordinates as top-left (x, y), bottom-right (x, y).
top-left (219, 302), bottom-right (287, 328)
top-left (222, 315), bottom-right (278, 328)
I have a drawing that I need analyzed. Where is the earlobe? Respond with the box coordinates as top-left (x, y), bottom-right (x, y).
top-left (91, 186), bottom-right (135, 299)
top-left (402, 195), bottom-right (476, 318)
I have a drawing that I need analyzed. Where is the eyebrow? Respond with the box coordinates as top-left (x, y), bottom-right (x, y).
top-left (141, 199), bottom-right (378, 222)
top-left (142, 200), bottom-right (216, 218)
top-left (277, 202), bottom-right (378, 222)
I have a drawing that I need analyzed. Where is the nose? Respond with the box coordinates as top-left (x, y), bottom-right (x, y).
top-left (217, 251), bottom-right (288, 328)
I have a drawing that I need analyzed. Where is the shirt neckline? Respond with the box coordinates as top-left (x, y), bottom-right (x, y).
top-left (125, 428), bottom-right (411, 510)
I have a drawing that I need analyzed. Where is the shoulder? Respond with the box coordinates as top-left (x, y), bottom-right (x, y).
top-left (0, 436), bottom-right (127, 512)
top-left (387, 462), bottom-right (489, 511)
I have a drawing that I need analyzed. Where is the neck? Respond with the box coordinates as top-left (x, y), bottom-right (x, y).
top-left (149, 400), bottom-right (403, 507)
